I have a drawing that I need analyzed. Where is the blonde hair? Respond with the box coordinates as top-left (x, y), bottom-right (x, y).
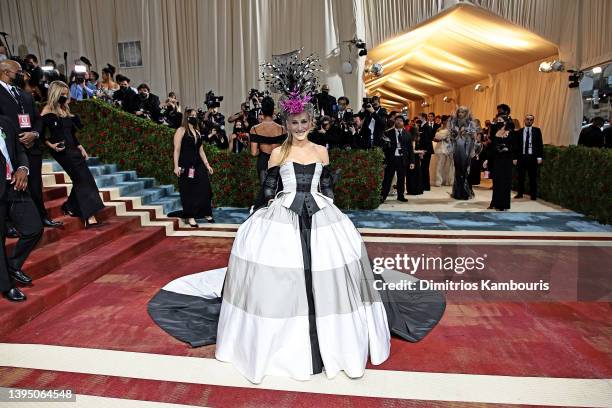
top-left (46, 81), bottom-right (73, 117)
top-left (278, 107), bottom-right (314, 164)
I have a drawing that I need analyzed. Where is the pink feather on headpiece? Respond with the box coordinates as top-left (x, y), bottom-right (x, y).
top-left (279, 89), bottom-right (312, 115)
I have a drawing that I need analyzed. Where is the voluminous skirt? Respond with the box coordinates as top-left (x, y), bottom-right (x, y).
top-left (149, 197), bottom-right (445, 384)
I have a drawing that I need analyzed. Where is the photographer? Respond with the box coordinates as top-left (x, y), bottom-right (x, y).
top-left (359, 97), bottom-right (386, 149)
top-left (113, 75), bottom-right (137, 110)
top-left (202, 90), bottom-right (226, 143)
top-left (381, 116), bottom-right (415, 203)
top-left (315, 84), bottom-right (336, 116)
top-left (131, 83), bottom-right (161, 122)
top-left (229, 119), bottom-right (249, 153)
top-left (228, 102), bottom-right (251, 130)
top-left (246, 89), bottom-right (264, 128)
top-left (69, 72), bottom-right (94, 101)
top-left (24, 54), bottom-right (45, 99)
top-left (161, 92), bottom-right (183, 129)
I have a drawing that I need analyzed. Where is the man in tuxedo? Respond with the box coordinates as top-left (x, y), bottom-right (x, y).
top-left (0, 115), bottom-right (44, 301)
top-left (0, 59), bottom-right (62, 228)
top-left (514, 114), bottom-right (544, 200)
top-left (419, 112), bottom-right (439, 191)
top-left (381, 116), bottom-right (415, 203)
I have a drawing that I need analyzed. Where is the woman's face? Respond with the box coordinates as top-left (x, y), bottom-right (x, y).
top-left (287, 112), bottom-right (312, 141)
top-left (102, 72), bottom-right (109, 81)
top-left (457, 108), bottom-right (468, 119)
top-left (61, 88), bottom-right (70, 105)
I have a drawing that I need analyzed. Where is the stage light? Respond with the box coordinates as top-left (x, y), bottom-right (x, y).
top-left (74, 65), bottom-right (87, 73)
top-left (359, 49), bottom-right (368, 57)
top-left (421, 101), bottom-right (429, 107)
top-left (592, 66), bottom-right (602, 74)
top-left (568, 70), bottom-right (583, 88)
top-left (41, 66), bottom-right (54, 72)
top-left (539, 60), bottom-right (564, 73)
top-left (474, 84), bottom-right (488, 92)
top-left (443, 96), bottom-right (454, 103)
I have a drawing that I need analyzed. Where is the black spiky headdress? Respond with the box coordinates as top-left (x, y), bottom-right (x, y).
top-left (261, 49), bottom-right (323, 115)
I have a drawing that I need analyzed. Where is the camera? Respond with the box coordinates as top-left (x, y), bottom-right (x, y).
top-left (362, 97), bottom-right (373, 110)
top-left (205, 90), bottom-right (224, 109)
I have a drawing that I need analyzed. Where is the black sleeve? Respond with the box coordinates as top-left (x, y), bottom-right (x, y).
top-left (71, 115), bottom-right (83, 146)
top-left (319, 165), bottom-right (335, 200)
top-left (262, 165), bottom-right (281, 203)
top-left (10, 121), bottom-right (29, 169)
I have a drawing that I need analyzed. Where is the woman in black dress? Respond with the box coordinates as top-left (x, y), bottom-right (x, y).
top-left (484, 115), bottom-right (515, 211)
top-left (172, 108), bottom-right (214, 227)
top-left (42, 81), bottom-right (104, 227)
top-left (407, 124), bottom-right (424, 195)
top-left (468, 119), bottom-right (484, 186)
top-left (249, 96), bottom-right (286, 209)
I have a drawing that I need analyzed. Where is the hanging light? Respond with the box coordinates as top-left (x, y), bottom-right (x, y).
top-left (474, 84), bottom-right (488, 92)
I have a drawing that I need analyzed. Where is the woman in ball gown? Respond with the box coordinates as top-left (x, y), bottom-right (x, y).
top-left (148, 54), bottom-right (445, 384)
top-left (448, 106), bottom-right (481, 200)
top-left (41, 81), bottom-right (104, 227)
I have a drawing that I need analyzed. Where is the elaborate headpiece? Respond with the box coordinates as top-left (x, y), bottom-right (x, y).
top-left (261, 49), bottom-right (322, 117)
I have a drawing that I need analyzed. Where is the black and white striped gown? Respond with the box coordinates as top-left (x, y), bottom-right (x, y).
top-left (149, 161), bottom-right (445, 384)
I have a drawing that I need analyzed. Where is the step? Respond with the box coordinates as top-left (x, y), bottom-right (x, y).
top-left (0, 225), bottom-right (165, 337)
top-left (87, 164), bottom-right (119, 176)
top-left (19, 214), bottom-right (142, 280)
top-left (43, 196), bottom-right (111, 220)
top-left (150, 195), bottom-right (182, 214)
top-left (114, 180), bottom-right (149, 196)
top-left (94, 172), bottom-right (134, 188)
top-left (42, 186), bottom-right (68, 202)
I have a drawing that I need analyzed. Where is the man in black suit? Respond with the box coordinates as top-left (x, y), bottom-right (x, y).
top-left (0, 59), bottom-right (62, 228)
top-left (361, 98), bottom-right (387, 149)
top-left (113, 74), bottom-right (137, 111)
top-left (419, 112), bottom-right (439, 191)
top-left (315, 84), bottom-right (337, 117)
top-left (514, 114), bottom-right (544, 200)
top-left (129, 83), bottom-right (161, 122)
top-left (577, 117), bottom-right (605, 147)
top-left (381, 116), bottom-right (415, 203)
top-left (0, 115), bottom-right (44, 301)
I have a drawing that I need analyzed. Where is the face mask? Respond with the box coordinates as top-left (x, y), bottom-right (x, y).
top-left (0, 54), bottom-right (6, 62)
top-left (58, 95), bottom-right (68, 104)
top-left (12, 72), bottom-right (26, 89)
top-left (140, 93), bottom-right (148, 99)
top-left (188, 117), bottom-right (198, 126)
top-left (120, 85), bottom-right (127, 90)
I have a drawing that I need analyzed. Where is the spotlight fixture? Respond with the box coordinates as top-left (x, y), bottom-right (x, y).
top-left (353, 38), bottom-right (367, 57)
top-left (592, 66), bottom-right (602, 74)
top-left (474, 84), bottom-right (488, 92)
top-left (443, 96), bottom-right (455, 103)
top-left (74, 64), bottom-right (87, 73)
top-left (568, 70), bottom-right (584, 88)
top-left (41, 65), bottom-right (54, 72)
top-left (539, 59), bottom-right (565, 73)
top-left (421, 101), bottom-right (430, 107)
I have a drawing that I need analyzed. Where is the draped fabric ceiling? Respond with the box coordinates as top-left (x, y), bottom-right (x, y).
top-left (364, 4), bottom-right (558, 109)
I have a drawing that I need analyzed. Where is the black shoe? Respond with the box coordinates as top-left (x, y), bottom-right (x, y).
top-left (3, 287), bottom-right (26, 302)
top-left (43, 218), bottom-right (64, 228)
top-left (61, 203), bottom-right (76, 217)
top-left (514, 194), bottom-right (524, 199)
top-left (397, 197), bottom-right (408, 202)
top-left (10, 269), bottom-right (33, 285)
top-left (6, 226), bottom-right (19, 238)
top-left (205, 217), bottom-right (215, 223)
top-left (84, 219), bottom-right (102, 229)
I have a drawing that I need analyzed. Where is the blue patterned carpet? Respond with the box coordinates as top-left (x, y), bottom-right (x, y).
top-left (206, 208), bottom-right (612, 233)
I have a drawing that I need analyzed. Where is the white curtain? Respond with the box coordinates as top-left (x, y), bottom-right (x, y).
top-left (1, 0), bottom-right (609, 145)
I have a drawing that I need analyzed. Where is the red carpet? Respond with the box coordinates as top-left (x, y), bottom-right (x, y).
top-left (2, 236), bottom-right (610, 379)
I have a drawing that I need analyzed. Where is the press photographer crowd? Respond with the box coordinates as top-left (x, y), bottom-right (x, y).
top-left (0, 47), bottom-right (611, 302)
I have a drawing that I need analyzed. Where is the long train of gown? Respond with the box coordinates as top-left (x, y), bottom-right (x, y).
top-left (148, 162), bottom-right (445, 384)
